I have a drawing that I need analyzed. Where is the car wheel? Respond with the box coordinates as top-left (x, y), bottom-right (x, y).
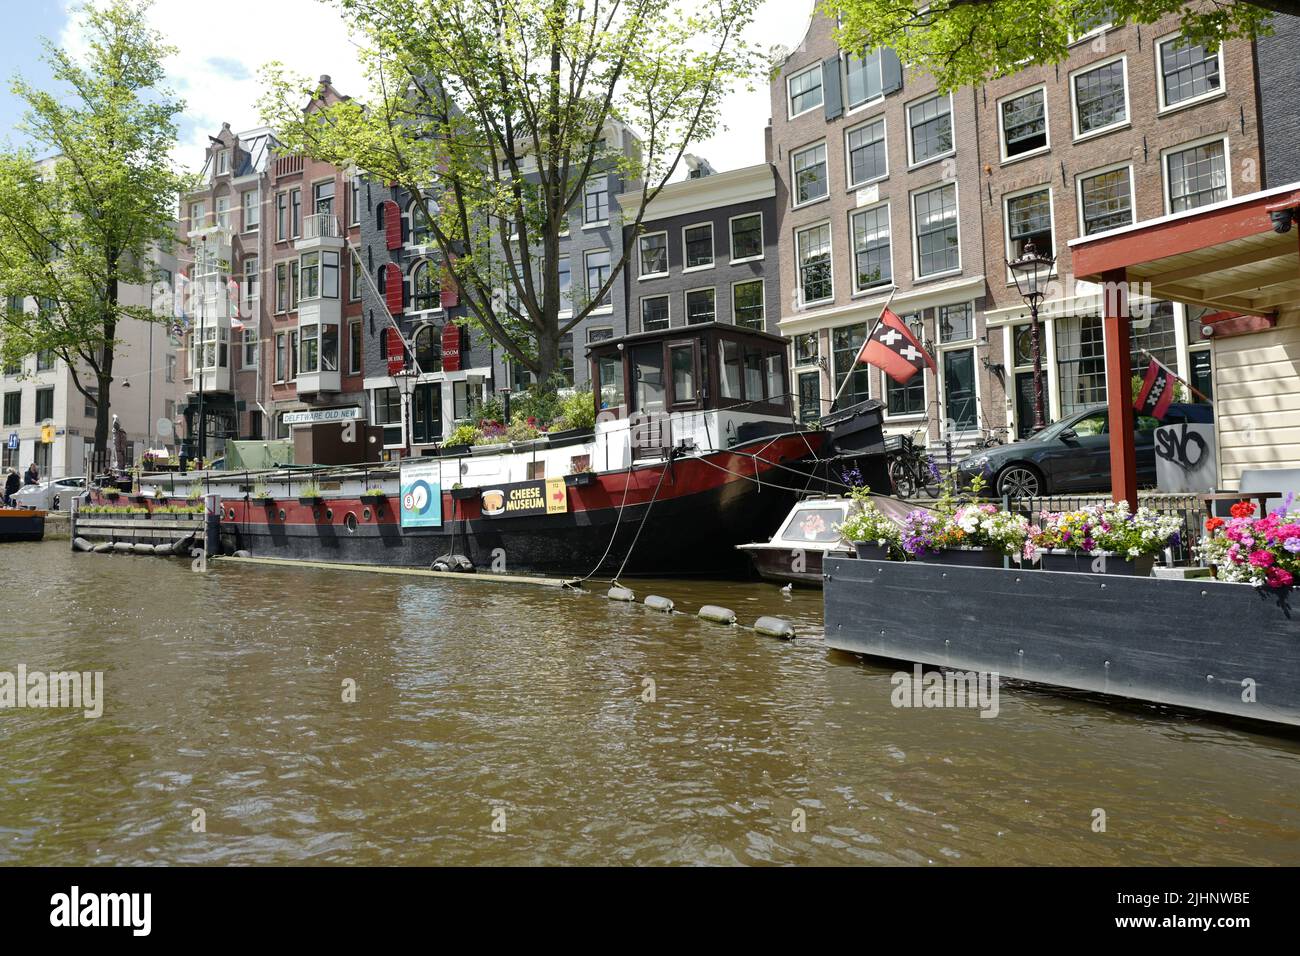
top-left (51, 493), bottom-right (60, 511)
top-left (996, 464), bottom-right (1043, 499)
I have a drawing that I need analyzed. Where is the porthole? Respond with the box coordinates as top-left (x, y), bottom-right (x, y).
top-left (362, 508), bottom-right (372, 520)
top-left (345, 512), bottom-right (358, 533)
top-left (278, 509), bottom-right (286, 521)
top-left (227, 508), bottom-right (235, 520)
top-left (376, 506), bottom-right (385, 519)
top-left (326, 509), bottom-right (334, 521)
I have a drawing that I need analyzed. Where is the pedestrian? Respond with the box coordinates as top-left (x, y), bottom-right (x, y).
top-left (3, 467), bottom-right (19, 506)
top-left (23, 462), bottom-right (39, 486)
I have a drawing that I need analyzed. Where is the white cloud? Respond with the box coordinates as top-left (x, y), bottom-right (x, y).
top-left (57, 0), bottom-right (813, 175)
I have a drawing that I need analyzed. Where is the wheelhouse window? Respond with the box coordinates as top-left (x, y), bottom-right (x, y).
top-left (1158, 36), bottom-right (1222, 108)
top-left (683, 223), bottom-right (714, 269)
top-left (1000, 88), bottom-right (1047, 158)
top-left (1166, 139), bottom-right (1228, 212)
top-left (792, 143), bottom-right (828, 206)
top-left (1005, 188), bottom-right (1054, 260)
top-left (787, 63), bottom-right (823, 117)
top-left (796, 223), bottom-right (833, 304)
top-left (846, 119), bottom-right (886, 187)
top-left (913, 183), bottom-right (959, 277)
top-left (1072, 58), bottom-right (1128, 136)
top-left (669, 342), bottom-right (699, 407)
top-left (730, 214), bottom-right (763, 262)
top-left (845, 49), bottom-right (883, 108)
top-left (595, 353), bottom-right (624, 410)
top-left (733, 280), bottom-right (765, 330)
top-left (639, 231), bottom-right (668, 277)
top-left (1078, 166), bottom-right (1133, 235)
top-left (641, 294), bottom-right (669, 332)
top-left (851, 204), bottom-right (891, 291)
top-left (583, 177), bottom-right (609, 225)
top-left (685, 288), bottom-right (715, 325)
top-left (908, 95), bottom-right (952, 165)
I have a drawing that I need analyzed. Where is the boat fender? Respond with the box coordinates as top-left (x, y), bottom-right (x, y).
top-left (451, 554), bottom-right (474, 572)
top-left (232, 549), bottom-right (251, 558)
top-left (433, 560), bottom-right (451, 572)
top-left (698, 605), bottom-right (737, 625)
top-left (113, 542), bottom-right (134, 554)
top-left (92, 542), bottom-right (114, 554)
top-left (173, 533), bottom-right (195, 555)
top-left (753, 616), bottom-right (796, 640)
top-left (72, 537), bottom-right (93, 552)
top-left (132, 543), bottom-right (154, 556)
top-left (608, 586), bottom-right (636, 602)
top-left (644, 595), bottom-right (674, 613)
top-left (151, 543), bottom-right (172, 555)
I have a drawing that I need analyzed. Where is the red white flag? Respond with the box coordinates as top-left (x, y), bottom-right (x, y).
top-left (1134, 358), bottom-right (1175, 420)
top-left (855, 308), bottom-right (937, 384)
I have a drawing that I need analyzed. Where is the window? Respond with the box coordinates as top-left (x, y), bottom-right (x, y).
top-left (350, 177), bottom-right (361, 225)
top-left (349, 320), bottom-right (362, 375)
top-left (887, 374), bottom-right (924, 416)
top-left (796, 223), bottom-right (833, 304)
top-left (243, 328), bottom-right (258, 369)
top-left (851, 204), bottom-right (892, 291)
top-left (35, 386), bottom-right (53, 422)
top-left (313, 179), bottom-right (335, 218)
top-left (639, 231), bottom-right (668, 277)
top-left (587, 327), bottom-right (613, 343)
top-left (290, 188), bottom-right (302, 238)
top-left (792, 143), bottom-right (828, 205)
top-left (413, 325), bottom-right (440, 370)
top-left (166, 354), bottom-right (176, 383)
top-left (832, 324), bottom-right (870, 406)
top-left (36, 349), bottom-right (55, 371)
top-left (276, 193), bottom-right (287, 241)
top-left (845, 49), bottom-right (883, 108)
top-left (641, 295), bottom-right (670, 331)
top-left (82, 386), bottom-right (97, 419)
top-left (1056, 315), bottom-right (1107, 415)
top-left (2, 392), bottom-right (19, 426)
top-left (411, 260), bottom-right (438, 311)
top-left (1131, 300), bottom-right (1178, 372)
top-left (243, 256), bottom-right (259, 314)
top-left (1078, 166), bottom-right (1133, 235)
top-left (846, 119), bottom-right (887, 187)
top-left (913, 183), bottom-right (959, 277)
top-left (787, 64), bottom-right (823, 117)
top-left (349, 252), bottom-right (362, 301)
top-left (409, 200), bottom-right (432, 245)
top-left (583, 177), bottom-right (609, 225)
top-left (217, 150), bottom-right (230, 175)
top-left (301, 252), bottom-right (320, 300)
top-left (1166, 139), bottom-right (1228, 212)
top-left (797, 370), bottom-right (821, 423)
top-left (685, 288), bottom-right (715, 325)
top-left (558, 255), bottom-right (572, 314)
top-left (729, 213), bottom-right (763, 261)
top-left (938, 302), bottom-right (973, 343)
top-left (275, 333), bottom-right (286, 382)
top-left (1072, 57), bottom-right (1128, 137)
top-left (189, 201), bottom-right (206, 230)
top-left (1158, 36), bottom-right (1222, 109)
top-left (733, 280), bottom-right (765, 330)
top-left (1000, 88), bottom-right (1047, 159)
top-left (683, 223), bottom-right (714, 269)
top-left (322, 251), bottom-right (339, 298)
top-left (1005, 187), bottom-right (1053, 260)
top-left (908, 94), bottom-right (953, 165)
top-left (275, 263), bottom-right (288, 313)
top-left (794, 332), bottom-right (818, 366)
top-left (374, 386), bottom-right (402, 445)
top-left (318, 325), bottom-right (338, 374)
top-left (290, 261), bottom-right (300, 308)
top-left (585, 249), bottom-right (612, 309)
top-left (242, 190), bottom-right (259, 231)
top-left (290, 330), bottom-right (298, 379)
top-left (216, 196), bottom-right (230, 231)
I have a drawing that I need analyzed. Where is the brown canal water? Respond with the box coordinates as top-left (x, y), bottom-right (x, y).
top-left (1, 539), bottom-right (1299, 866)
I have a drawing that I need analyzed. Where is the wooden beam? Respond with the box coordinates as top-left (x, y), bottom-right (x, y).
top-left (1140, 243), bottom-right (1291, 284)
top-left (1168, 262), bottom-right (1300, 297)
top-left (1145, 288), bottom-right (1279, 319)
top-left (1102, 268), bottom-right (1137, 511)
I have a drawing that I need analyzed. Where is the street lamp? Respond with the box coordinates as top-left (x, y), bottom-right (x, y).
top-left (1008, 238), bottom-right (1057, 432)
top-left (393, 367), bottom-right (417, 458)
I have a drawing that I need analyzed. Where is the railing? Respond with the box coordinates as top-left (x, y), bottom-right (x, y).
top-left (1005, 492), bottom-right (1207, 565)
top-left (274, 154), bottom-right (305, 178)
top-left (301, 212), bottom-right (340, 240)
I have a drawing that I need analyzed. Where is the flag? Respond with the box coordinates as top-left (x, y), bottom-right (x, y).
top-left (1134, 359), bottom-right (1175, 419)
top-left (855, 308), bottom-right (937, 384)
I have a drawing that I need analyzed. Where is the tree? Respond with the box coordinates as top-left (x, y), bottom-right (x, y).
top-left (260, 0), bottom-right (761, 387)
top-left (0, 0), bottom-right (188, 467)
top-left (828, 0), bottom-right (1293, 92)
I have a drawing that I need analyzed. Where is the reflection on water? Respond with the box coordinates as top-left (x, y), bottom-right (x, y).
top-left (1, 540), bottom-right (1299, 865)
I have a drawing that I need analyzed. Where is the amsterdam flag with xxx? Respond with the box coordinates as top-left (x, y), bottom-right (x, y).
top-left (855, 308), bottom-right (938, 384)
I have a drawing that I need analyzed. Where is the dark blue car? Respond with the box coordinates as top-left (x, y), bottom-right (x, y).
top-left (956, 403), bottom-right (1214, 497)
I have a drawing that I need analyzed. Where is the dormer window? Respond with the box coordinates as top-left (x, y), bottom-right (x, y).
top-left (217, 150), bottom-right (230, 176)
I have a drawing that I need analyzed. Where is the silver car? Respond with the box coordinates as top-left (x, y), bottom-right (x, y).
top-left (11, 476), bottom-right (87, 511)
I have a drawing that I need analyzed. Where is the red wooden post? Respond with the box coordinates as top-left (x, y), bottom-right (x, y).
top-left (1102, 267), bottom-right (1137, 511)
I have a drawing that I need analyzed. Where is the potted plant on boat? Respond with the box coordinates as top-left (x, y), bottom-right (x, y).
top-left (252, 481), bottom-right (275, 507)
top-left (837, 488), bottom-right (902, 560)
top-left (548, 389), bottom-right (597, 443)
top-left (361, 486), bottom-right (388, 502)
top-left (1197, 501), bottom-right (1299, 589)
top-left (472, 421), bottom-right (509, 454)
top-left (565, 462), bottom-right (597, 488)
top-left (440, 423), bottom-right (479, 457)
top-left (910, 503), bottom-right (1031, 567)
top-left (185, 480), bottom-right (203, 503)
top-left (1035, 502), bottom-right (1181, 576)
top-left (297, 481), bottom-right (324, 506)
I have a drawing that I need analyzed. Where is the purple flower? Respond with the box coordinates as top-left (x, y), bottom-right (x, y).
top-left (1285, 537), bottom-right (1300, 554)
top-left (928, 459), bottom-right (942, 482)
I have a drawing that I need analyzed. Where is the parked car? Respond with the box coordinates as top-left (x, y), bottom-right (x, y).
top-left (956, 403), bottom-right (1213, 497)
top-left (11, 475), bottom-right (88, 511)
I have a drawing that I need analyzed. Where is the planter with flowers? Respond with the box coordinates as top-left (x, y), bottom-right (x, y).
top-left (900, 504), bottom-right (1031, 567)
top-left (1197, 501), bottom-right (1300, 589)
top-left (1029, 502), bottom-right (1181, 576)
top-left (836, 490), bottom-right (903, 560)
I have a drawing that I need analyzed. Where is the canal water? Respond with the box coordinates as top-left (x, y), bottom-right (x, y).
top-left (2, 539), bottom-right (1299, 866)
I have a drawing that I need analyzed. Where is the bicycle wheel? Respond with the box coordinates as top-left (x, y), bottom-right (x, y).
top-left (888, 459), bottom-right (917, 499)
top-left (919, 456), bottom-right (943, 499)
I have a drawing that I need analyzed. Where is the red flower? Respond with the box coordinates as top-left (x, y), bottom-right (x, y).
top-left (1205, 517), bottom-right (1225, 533)
top-left (1266, 567), bottom-right (1294, 589)
top-left (1230, 501), bottom-right (1257, 519)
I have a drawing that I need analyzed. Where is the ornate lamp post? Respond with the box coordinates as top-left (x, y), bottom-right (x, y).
top-left (393, 366), bottom-right (417, 458)
top-left (1008, 238), bottom-right (1057, 432)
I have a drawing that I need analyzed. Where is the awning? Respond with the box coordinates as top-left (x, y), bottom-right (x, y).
top-left (1069, 183), bottom-right (1300, 507)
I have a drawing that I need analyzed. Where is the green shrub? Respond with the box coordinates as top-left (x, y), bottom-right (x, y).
top-left (445, 423), bottom-right (480, 448)
top-left (506, 418), bottom-right (539, 443)
top-left (556, 388), bottom-right (596, 432)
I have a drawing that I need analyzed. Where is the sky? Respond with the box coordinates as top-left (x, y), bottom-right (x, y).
top-left (0, 0), bottom-right (815, 176)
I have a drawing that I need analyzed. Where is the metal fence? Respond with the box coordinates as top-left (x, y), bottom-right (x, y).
top-left (1003, 492), bottom-right (1207, 565)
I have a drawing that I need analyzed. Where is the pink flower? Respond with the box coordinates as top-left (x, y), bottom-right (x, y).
top-left (1249, 550), bottom-right (1275, 568)
top-left (1266, 567), bottom-right (1294, 588)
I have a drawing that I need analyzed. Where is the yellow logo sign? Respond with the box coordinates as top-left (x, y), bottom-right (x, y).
top-left (40, 424), bottom-right (55, 444)
top-left (545, 477), bottom-right (567, 514)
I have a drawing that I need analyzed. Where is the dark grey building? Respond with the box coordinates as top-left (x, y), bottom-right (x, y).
top-left (1256, 15), bottom-right (1300, 188)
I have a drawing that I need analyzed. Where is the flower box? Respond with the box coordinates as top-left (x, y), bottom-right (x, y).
top-left (853, 541), bottom-right (891, 561)
top-left (1038, 549), bottom-right (1154, 576)
top-left (564, 472), bottom-right (596, 488)
top-left (913, 546), bottom-right (1005, 568)
top-left (450, 486), bottom-right (479, 501)
top-left (549, 426), bottom-right (595, 444)
top-left (297, 496), bottom-right (323, 506)
top-left (440, 444), bottom-right (472, 457)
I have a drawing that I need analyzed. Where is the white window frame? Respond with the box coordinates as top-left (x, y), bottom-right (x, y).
top-left (1156, 31), bottom-right (1226, 114)
top-left (910, 180), bottom-right (962, 281)
top-left (790, 140), bottom-right (829, 209)
top-left (582, 177), bottom-right (610, 227)
top-left (242, 327), bottom-right (259, 370)
top-left (683, 285), bottom-right (717, 325)
top-left (1161, 134), bottom-right (1231, 216)
top-left (584, 248), bottom-right (613, 313)
top-left (1002, 183), bottom-right (1057, 284)
top-left (215, 196), bottom-right (231, 231)
top-left (795, 220), bottom-right (835, 307)
top-left (681, 221), bottom-right (716, 272)
top-left (881, 314), bottom-right (930, 422)
top-left (1069, 53), bottom-right (1130, 142)
top-left (727, 212), bottom-right (764, 264)
top-left (997, 84), bottom-right (1050, 163)
top-left (640, 293), bottom-right (671, 332)
top-left (241, 190), bottom-right (260, 232)
top-left (844, 116), bottom-right (889, 189)
top-left (637, 230), bottom-right (670, 279)
top-left (849, 201), bottom-right (893, 295)
top-left (731, 277), bottom-right (766, 330)
top-left (905, 92), bottom-right (955, 169)
top-left (350, 177), bottom-right (362, 226)
top-left (1074, 161), bottom-right (1137, 237)
top-left (843, 49), bottom-right (885, 114)
top-left (786, 63), bottom-right (824, 119)
top-left (217, 149), bottom-right (230, 175)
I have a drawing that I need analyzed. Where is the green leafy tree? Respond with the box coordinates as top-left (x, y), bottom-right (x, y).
top-left (260, 0), bottom-right (761, 388)
top-left (828, 0), bottom-right (1292, 92)
top-left (0, 0), bottom-right (188, 465)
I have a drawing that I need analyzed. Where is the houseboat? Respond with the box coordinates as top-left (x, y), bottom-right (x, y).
top-left (124, 323), bottom-right (886, 579)
top-left (0, 507), bottom-right (46, 543)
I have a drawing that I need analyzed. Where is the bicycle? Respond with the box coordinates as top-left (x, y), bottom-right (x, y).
top-left (885, 431), bottom-right (942, 500)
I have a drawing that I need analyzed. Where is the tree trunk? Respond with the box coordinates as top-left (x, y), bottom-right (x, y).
top-left (93, 271), bottom-right (119, 470)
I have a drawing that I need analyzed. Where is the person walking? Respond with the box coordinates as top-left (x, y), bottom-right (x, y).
top-left (23, 462), bottom-right (39, 486)
top-left (3, 467), bottom-right (19, 505)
